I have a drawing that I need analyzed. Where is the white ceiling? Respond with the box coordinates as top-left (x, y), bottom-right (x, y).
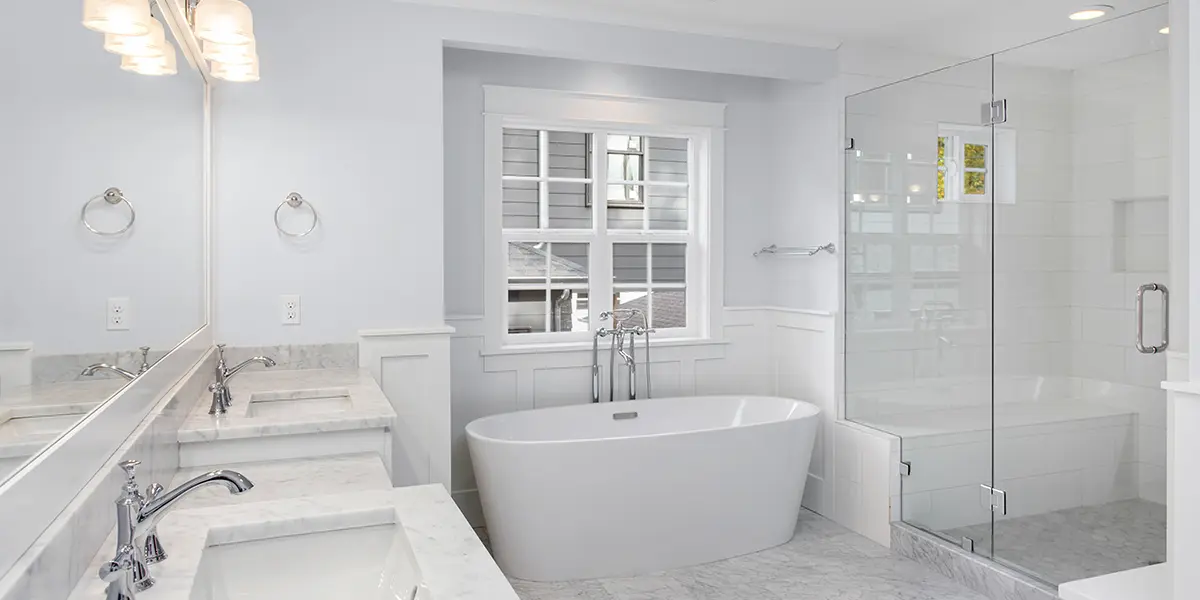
top-left (410, 0), bottom-right (1167, 65)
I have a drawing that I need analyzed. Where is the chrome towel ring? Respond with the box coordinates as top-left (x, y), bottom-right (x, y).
top-left (81, 187), bottom-right (136, 236)
top-left (274, 192), bottom-right (318, 237)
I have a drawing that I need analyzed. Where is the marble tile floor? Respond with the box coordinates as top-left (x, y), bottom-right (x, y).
top-left (941, 499), bottom-right (1167, 586)
top-left (507, 509), bottom-right (991, 600)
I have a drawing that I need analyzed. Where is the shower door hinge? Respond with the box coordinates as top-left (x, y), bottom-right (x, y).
top-left (982, 99), bottom-right (1007, 125)
top-left (961, 536), bottom-right (975, 553)
top-left (980, 484), bottom-right (1008, 515)
top-left (898, 461), bottom-right (912, 477)
top-left (845, 137), bottom-right (856, 151)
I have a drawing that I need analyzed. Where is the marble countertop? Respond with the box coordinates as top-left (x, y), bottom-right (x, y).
top-left (68, 485), bottom-right (519, 600)
top-left (167, 453), bottom-right (392, 510)
top-left (0, 379), bottom-right (125, 408)
top-left (177, 368), bottom-right (395, 443)
top-left (0, 402), bottom-right (103, 459)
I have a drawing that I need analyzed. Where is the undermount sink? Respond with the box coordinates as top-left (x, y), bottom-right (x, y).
top-left (0, 405), bottom-right (94, 442)
top-left (244, 388), bottom-right (352, 418)
top-left (190, 519), bottom-right (430, 600)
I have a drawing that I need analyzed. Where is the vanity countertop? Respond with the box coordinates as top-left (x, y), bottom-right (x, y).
top-left (0, 379), bottom-right (125, 408)
top-left (168, 452), bottom-right (393, 510)
top-left (68, 485), bottom-right (520, 600)
top-left (177, 368), bottom-right (395, 443)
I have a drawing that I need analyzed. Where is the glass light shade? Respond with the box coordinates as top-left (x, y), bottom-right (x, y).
top-left (120, 46), bottom-right (177, 76)
top-left (203, 39), bottom-right (256, 65)
top-left (83, 0), bottom-right (152, 35)
top-left (194, 0), bottom-right (254, 45)
top-left (103, 17), bottom-right (166, 57)
top-left (211, 58), bottom-right (259, 82)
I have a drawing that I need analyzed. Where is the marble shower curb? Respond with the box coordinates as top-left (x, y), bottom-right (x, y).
top-left (891, 522), bottom-right (1058, 600)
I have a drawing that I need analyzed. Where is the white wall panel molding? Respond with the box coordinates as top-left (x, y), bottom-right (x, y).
top-left (359, 326), bottom-right (453, 490)
top-left (764, 308), bottom-right (839, 519)
top-left (0, 344), bottom-right (32, 394)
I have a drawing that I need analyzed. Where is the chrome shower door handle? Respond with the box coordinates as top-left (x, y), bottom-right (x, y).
top-left (1136, 283), bottom-right (1169, 354)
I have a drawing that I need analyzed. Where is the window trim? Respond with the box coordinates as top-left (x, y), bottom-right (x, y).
top-left (937, 123), bottom-right (1017, 205)
top-left (483, 86), bottom-right (725, 351)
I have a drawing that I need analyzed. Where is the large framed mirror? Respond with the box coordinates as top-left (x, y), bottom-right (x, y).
top-left (0, 0), bottom-right (208, 566)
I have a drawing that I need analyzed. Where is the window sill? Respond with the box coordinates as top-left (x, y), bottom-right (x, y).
top-left (481, 336), bottom-right (729, 358)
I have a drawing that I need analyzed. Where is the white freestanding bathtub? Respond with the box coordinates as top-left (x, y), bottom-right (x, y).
top-left (465, 395), bottom-right (820, 582)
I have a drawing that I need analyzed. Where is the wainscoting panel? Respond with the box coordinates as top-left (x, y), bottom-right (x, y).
top-left (359, 327), bottom-right (454, 489)
top-left (0, 344), bottom-right (31, 394)
top-left (769, 309), bottom-right (838, 518)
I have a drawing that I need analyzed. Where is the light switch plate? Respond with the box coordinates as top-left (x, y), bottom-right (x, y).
top-left (281, 295), bottom-right (301, 325)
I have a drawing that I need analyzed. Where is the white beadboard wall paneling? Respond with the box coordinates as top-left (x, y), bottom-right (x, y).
top-left (359, 327), bottom-right (455, 489)
top-left (0, 344), bottom-right (32, 394)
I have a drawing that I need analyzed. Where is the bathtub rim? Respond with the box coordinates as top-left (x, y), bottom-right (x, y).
top-left (464, 395), bottom-right (821, 446)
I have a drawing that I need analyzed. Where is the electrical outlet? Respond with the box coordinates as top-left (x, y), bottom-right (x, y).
top-left (107, 297), bottom-right (130, 331)
top-left (281, 295), bottom-right (301, 325)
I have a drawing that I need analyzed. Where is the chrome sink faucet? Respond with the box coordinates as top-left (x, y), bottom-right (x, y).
top-left (99, 460), bottom-right (253, 600)
top-left (208, 344), bottom-right (276, 415)
top-left (81, 347), bottom-right (153, 381)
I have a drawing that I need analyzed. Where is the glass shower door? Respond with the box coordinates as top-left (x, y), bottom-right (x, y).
top-left (990, 6), bottom-right (1171, 585)
top-left (844, 56), bottom-right (997, 552)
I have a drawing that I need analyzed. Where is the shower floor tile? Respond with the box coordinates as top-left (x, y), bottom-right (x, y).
top-left (508, 509), bottom-right (989, 600)
top-left (941, 499), bottom-right (1167, 586)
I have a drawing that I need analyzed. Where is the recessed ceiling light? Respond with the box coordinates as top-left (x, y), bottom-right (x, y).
top-left (1160, 26), bottom-right (1170, 34)
top-left (1069, 5), bottom-right (1113, 20)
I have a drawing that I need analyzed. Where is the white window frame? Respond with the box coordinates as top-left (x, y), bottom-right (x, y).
top-left (938, 123), bottom-right (1017, 205)
top-left (483, 86), bottom-right (725, 351)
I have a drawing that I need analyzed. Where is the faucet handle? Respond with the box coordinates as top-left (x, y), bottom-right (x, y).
top-left (142, 483), bottom-right (168, 564)
top-left (118, 459), bottom-right (143, 500)
top-left (118, 460), bottom-right (141, 482)
top-left (138, 347), bottom-right (152, 374)
top-left (99, 544), bottom-right (136, 583)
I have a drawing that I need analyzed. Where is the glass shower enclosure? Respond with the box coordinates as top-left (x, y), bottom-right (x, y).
top-left (844, 4), bottom-right (1170, 587)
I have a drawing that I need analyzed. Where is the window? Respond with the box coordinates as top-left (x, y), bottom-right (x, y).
top-left (484, 87), bottom-right (724, 348)
top-left (937, 124), bottom-right (1016, 204)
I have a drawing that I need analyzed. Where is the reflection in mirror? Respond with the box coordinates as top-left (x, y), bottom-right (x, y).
top-left (0, 1), bottom-right (204, 483)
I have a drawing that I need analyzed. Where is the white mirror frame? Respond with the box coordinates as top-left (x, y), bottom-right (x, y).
top-left (0, 0), bottom-right (213, 575)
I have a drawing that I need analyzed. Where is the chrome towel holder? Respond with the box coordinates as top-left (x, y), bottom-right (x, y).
top-left (81, 187), bottom-right (136, 236)
top-left (754, 243), bottom-right (837, 257)
top-left (274, 192), bottom-right (319, 237)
